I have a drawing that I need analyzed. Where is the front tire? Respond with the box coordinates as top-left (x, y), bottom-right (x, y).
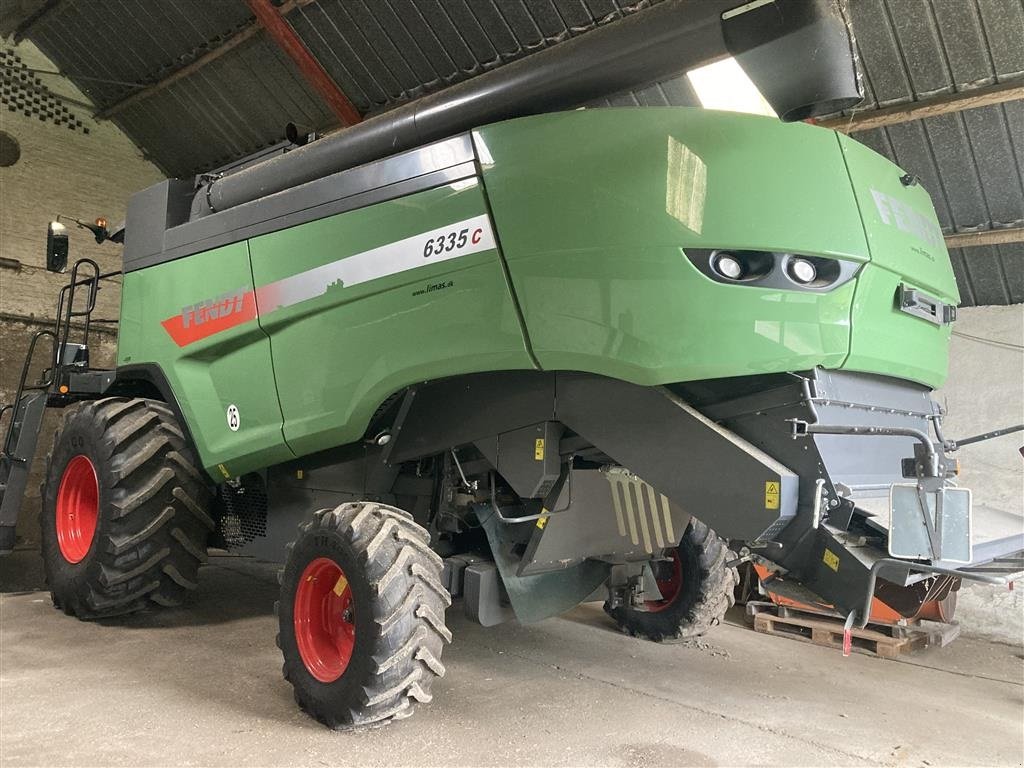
top-left (278, 503), bottom-right (451, 729)
top-left (605, 519), bottom-right (738, 642)
top-left (40, 397), bottom-right (213, 619)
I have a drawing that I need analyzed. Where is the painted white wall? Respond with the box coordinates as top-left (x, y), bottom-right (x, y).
top-left (935, 304), bottom-right (1024, 645)
top-left (0, 40), bottom-right (162, 322)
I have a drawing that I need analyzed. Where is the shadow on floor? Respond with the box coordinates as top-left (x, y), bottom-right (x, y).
top-left (0, 548), bottom-right (279, 628)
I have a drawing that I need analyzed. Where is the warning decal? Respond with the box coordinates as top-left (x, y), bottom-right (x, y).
top-left (534, 438), bottom-right (545, 461)
top-left (823, 549), bottom-right (840, 572)
top-left (764, 481), bottom-right (780, 510)
top-left (332, 574), bottom-right (349, 597)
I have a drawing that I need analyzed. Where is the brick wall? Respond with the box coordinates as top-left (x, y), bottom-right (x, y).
top-left (1, 40), bottom-right (163, 544)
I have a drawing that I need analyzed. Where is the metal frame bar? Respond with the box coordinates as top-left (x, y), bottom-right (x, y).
top-left (244, 0), bottom-right (361, 126)
top-left (818, 79), bottom-right (1024, 133)
top-left (943, 227), bottom-right (1024, 249)
top-left (11, 0), bottom-right (64, 42)
top-left (857, 557), bottom-right (1020, 628)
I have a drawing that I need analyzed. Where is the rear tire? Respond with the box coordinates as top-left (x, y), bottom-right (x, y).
top-left (40, 397), bottom-right (213, 619)
top-left (277, 503), bottom-right (451, 729)
top-left (605, 519), bottom-right (738, 642)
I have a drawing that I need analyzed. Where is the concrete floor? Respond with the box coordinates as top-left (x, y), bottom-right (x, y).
top-left (1, 552), bottom-right (1022, 768)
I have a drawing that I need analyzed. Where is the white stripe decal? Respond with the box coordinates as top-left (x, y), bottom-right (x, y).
top-left (722, 0), bottom-right (776, 20)
top-left (256, 213), bottom-right (496, 314)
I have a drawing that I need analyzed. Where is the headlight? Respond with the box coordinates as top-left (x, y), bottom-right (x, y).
top-left (787, 257), bottom-right (817, 284)
top-left (713, 252), bottom-right (744, 279)
top-left (684, 249), bottom-right (860, 292)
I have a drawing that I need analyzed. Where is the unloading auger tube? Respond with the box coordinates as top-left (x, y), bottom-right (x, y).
top-left (193, 0), bottom-right (860, 217)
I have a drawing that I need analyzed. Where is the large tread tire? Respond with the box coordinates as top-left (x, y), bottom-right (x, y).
top-left (277, 503), bottom-right (451, 729)
top-left (605, 518), bottom-right (738, 642)
top-left (40, 397), bottom-right (213, 619)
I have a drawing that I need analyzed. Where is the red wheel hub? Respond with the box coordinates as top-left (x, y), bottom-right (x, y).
top-left (645, 549), bottom-right (682, 612)
top-left (294, 557), bottom-right (356, 683)
top-left (55, 454), bottom-right (99, 564)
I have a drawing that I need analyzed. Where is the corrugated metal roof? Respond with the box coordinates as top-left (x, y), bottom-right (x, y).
top-left (25, 0), bottom-right (675, 176)
top-left (949, 242), bottom-right (1024, 306)
top-left (12, 0), bottom-right (1024, 306)
top-left (287, 0), bottom-right (699, 113)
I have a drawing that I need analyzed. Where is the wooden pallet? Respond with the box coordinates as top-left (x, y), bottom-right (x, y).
top-left (751, 605), bottom-right (948, 658)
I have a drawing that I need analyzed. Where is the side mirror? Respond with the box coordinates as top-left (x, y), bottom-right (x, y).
top-left (46, 221), bottom-right (69, 273)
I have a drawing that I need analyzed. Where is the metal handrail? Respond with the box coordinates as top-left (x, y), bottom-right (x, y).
top-left (2, 259), bottom-right (106, 459)
top-left (52, 258), bottom-right (100, 373)
top-left (1, 330), bottom-right (56, 458)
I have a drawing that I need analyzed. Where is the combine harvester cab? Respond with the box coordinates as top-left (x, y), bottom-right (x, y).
top-left (2, 0), bottom-right (1021, 730)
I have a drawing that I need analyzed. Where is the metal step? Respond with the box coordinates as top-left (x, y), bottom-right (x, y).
top-left (0, 392), bottom-right (48, 555)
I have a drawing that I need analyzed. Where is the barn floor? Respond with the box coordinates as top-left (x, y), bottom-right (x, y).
top-left (1, 552), bottom-right (1021, 767)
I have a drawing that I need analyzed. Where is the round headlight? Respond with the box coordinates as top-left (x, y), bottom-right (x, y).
top-left (713, 253), bottom-right (744, 280)
top-left (788, 257), bottom-right (817, 284)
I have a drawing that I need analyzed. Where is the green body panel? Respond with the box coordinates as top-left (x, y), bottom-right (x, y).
top-left (118, 243), bottom-right (291, 477)
top-left (247, 180), bottom-right (534, 459)
top-left (474, 110), bottom-right (866, 383)
top-left (473, 109), bottom-right (955, 387)
top-left (837, 134), bottom-right (959, 302)
top-left (836, 133), bottom-right (958, 387)
top-left (844, 262), bottom-right (952, 386)
top-left (117, 108), bottom-right (958, 477)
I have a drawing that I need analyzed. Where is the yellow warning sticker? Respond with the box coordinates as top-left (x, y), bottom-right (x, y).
top-left (332, 574), bottom-right (349, 597)
top-left (217, 463), bottom-right (231, 479)
top-left (535, 438), bottom-right (545, 461)
top-left (536, 510), bottom-right (549, 530)
top-left (764, 481), bottom-right (780, 510)
top-left (296, 469), bottom-right (304, 480)
top-left (823, 549), bottom-right (840, 572)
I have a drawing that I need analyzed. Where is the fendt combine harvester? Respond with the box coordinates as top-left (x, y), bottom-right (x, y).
top-left (2, 0), bottom-right (1022, 728)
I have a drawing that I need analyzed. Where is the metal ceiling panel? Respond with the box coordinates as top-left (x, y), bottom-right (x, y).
top-left (949, 243), bottom-right (1024, 305)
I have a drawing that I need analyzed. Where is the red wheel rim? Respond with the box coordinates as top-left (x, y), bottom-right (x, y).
top-left (294, 557), bottom-right (356, 683)
top-left (645, 550), bottom-right (682, 612)
top-left (55, 455), bottom-right (99, 564)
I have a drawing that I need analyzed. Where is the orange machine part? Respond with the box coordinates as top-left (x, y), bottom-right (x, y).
top-left (752, 563), bottom-right (951, 626)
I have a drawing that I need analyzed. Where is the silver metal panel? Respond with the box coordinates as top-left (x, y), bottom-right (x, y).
top-left (889, 484), bottom-right (972, 564)
top-left (811, 369), bottom-right (936, 493)
top-left (517, 468), bottom-right (692, 577)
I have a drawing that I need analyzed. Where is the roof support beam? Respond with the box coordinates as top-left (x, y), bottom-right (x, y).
top-left (944, 226), bottom-right (1024, 249)
top-left (12, 0), bottom-right (64, 42)
top-left (818, 79), bottom-right (1024, 133)
top-left (95, 0), bottom-right (320, 121)
top-left (244, 0), bottom-right (361, 126)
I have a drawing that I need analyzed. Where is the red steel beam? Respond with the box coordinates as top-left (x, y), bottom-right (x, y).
top-left (245, 0), bottom-right (361, 126)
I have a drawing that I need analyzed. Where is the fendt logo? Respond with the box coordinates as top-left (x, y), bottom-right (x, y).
top-left (157, 216), bottom-right (497, 348)
top-left (161, 287), bottom-right (256, 347)
top-left (182, 289), bottom-right (247, 328)
top-left (870, 189), bottom-right (944, 253)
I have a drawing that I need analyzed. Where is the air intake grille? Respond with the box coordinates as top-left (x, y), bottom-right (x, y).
top-left (217, 474), bottom-right (268, 549)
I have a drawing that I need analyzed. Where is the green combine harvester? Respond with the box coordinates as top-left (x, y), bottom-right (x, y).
top-left (2, 0), bottom-right (1021, 728)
